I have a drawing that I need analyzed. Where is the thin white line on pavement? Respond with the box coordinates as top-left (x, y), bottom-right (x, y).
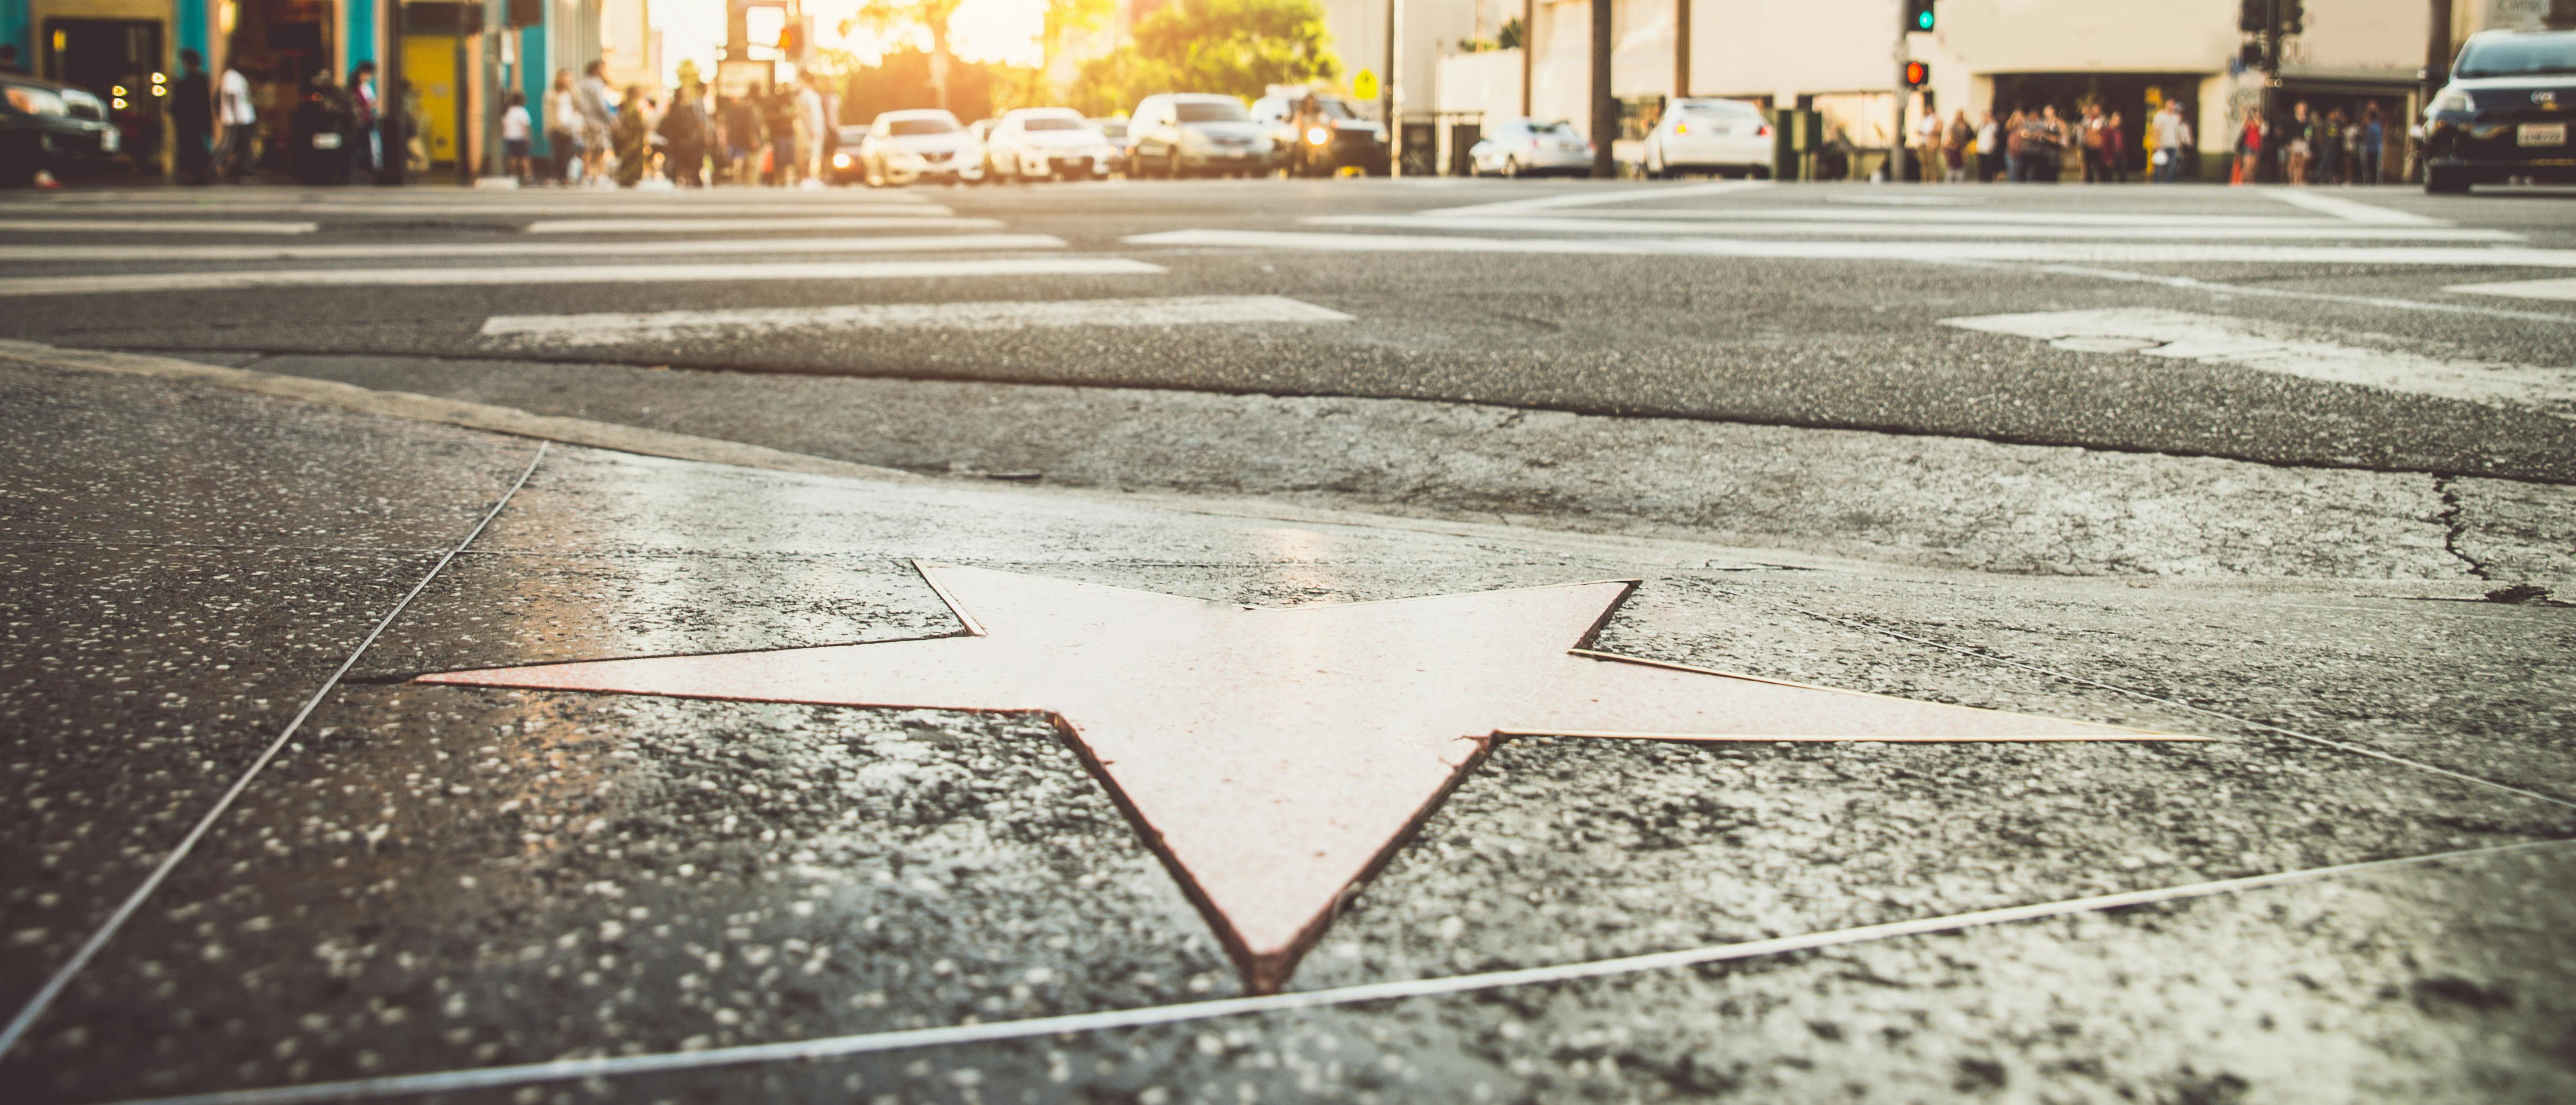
top-left (1308, 213), bottom-right (2521, 242)
top-left (520, 215), bottom-right (1001, 233)
top-left (2256, 187), bottom-right (2446, 226)
top-left (2019, 264), bottom-right (2576, 325)
top-left (96, 837), bottom-right (2576, 1105)
top-left (0, 218), bottom-right (318, 234)
top-left (1942, 306), bottom-right (2576, 413)
top-left (1420, 178), bottom-right (1770, 216)
top-left (2446, 276), bottom-right (2576, 302)
top-left (0, 233), bottom-right (1063, 263)
top-left (1497, 206), bottom-right (2344, 227)
top-left (1121, 227), bottom-right (2576, 268)
top-left (0, 258), bottom-right (1168, 296)
top-left (481, 294), bottom-right (1353, 346)
top-left (0, 444), bottom-right (550, 1066)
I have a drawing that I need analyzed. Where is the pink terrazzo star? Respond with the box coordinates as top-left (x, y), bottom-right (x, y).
top-left (418, 564), bottom-right (2196, 991)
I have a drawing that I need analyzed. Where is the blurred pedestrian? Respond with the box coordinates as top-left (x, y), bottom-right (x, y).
top-left (1976, 110), bottom-right (2001, 181)
top-left (502, 90), bottom-right (532, 182)
top-left (2231, 109), bottom-right (2263, 185)
top-left (578, 60), bottom-right (615, 184)
top-left (2079, 103), bottom-right (2107, 183)
top-left (2150, 100), bottom-right (2189, 183)
top-left (1943, 109), bottom-right (1972, 182)
top-left (2039, 105), bottom-right (2069, 182)
top-left (1912, 105), bottom-right (1942, 183)
top-left (399, 79), bottom-right (428, 174)
top-left (2318, 106), bottom-right (2346, 184)
top-left (217, 53), bottom-right (258, 182)
top-left (170, 49), bottom-right (212, 184)
top-left (547, 69), bottom-right (582, 183)
top-left (658, 81), bottom-right (708, 186)
top-left (2286, 101), bottom-right (2313, 184)
top-left (613, 84), bottom-right (651, 187)
top-left (723, 93), bottom-right (765, 184)
top-left (347, 60), bottom-right (379, 183)
top-left (797, 74), bottom-right (828, 186)
top-left (2103, 111), bottom-right (2130, 182)
top-left (2358, 104), bottom-right (2385, 185)
top-left (763, 88), bottom-right (799, 185)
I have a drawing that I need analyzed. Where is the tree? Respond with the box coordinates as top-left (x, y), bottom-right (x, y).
top-left (845, 0), bottom-right (967, 111)
top-left (1071, 0), bottom-right (1340, 115)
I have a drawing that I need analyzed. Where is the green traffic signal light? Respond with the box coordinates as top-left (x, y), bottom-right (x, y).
top-left (1917, 8), bottom-right (1935, 30)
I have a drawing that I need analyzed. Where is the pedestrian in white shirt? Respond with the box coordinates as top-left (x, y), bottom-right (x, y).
top-left (2151, 100), bottom-right (2192, 183)
top-left (501, 90), bottom-right (532, 181)
top-left (796, 75), bottom-right (828, 187)
top-left (217, 60), bottom-right (258, 182)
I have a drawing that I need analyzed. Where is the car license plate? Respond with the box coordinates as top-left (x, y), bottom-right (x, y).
top-left (2520, 122), bottom-right (2568, 147)
top-left (311, 132), bottom-right (343, 149)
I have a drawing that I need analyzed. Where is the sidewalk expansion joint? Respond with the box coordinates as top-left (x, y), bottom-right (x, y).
top-left (0, 443), bottom-right (550, 1065)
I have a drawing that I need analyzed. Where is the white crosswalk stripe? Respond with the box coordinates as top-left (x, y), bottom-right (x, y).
top-left (0, 233), bottom-right (1059, 263)
top-left (482, 295), bottom-right (1353, 347)
top-left (0, 258), bottom-right (1168, 297)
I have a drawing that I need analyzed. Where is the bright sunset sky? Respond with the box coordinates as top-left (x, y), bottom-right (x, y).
top-left (653, 0), bottom-right (1051, 85)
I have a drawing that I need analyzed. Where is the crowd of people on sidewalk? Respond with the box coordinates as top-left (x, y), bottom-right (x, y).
top-left (1895, 96), bottom-right (2392, 186)
top-left (525, 62), bottom-right (841, 188)
top-left (153, 47), bottom-right (423, 185)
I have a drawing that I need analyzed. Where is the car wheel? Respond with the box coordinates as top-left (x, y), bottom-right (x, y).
top-left (1749, 164), bottom-right (1773, 180)
top-left (1646, 143), bottom-right (1668, 180)
top-left (2425, 164), bottom-right (2471, 194)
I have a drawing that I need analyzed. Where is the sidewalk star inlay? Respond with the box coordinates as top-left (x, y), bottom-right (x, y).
top-left (417, 564), bottom-right (2201, 991)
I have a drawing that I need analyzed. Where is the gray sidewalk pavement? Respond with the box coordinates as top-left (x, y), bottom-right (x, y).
top-left (3, 349), bottom-right (2573, 1103)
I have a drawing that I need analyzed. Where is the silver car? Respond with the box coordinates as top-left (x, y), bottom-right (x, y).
top-left (1467, 118), bottom-right (1595, 178)
top-left (856, 109), bottom-right (987, 187)
top-left (1126, 93), bottom-right (1277, 178)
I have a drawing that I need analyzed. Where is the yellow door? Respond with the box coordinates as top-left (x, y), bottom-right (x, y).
top-left (404, 36), bottom-right (458, 165)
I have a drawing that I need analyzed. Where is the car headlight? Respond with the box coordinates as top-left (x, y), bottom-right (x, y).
top-left (2430, 88), bottom-right (2470, 115)
top-left (1305, 126), bottom-right (1330, 146)
top-left (832, 152), bottom-right (852, 168)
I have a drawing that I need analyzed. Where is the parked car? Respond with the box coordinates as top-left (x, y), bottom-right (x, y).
top-left (2423, 28), bottom-right (2576, 193)
top-left (1, 73), bottom-right (122, 187)
top-left (1126, 93), bottom-right (1275, 178)
top-left (1090, 116), bottom-right (1133, 164)
top-left (984, 108), bottom-right (1117, 182)
top-left (854, 109), bottom-right (986, 187)
top-left (1466, 117), bottom-right (1593, 177)
top-left (1642, 98), bottom-right (1773, 179)
top-left (1250, 89), bottom-right (1388, 176)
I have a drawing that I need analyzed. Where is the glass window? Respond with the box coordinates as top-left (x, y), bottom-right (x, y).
top-left (889, 117), bottom-right (958, 136)
top-left (1023, 117), bottom-right (1083, 131)
top-left (1175, 101), bottom-right (1249, 122)
top-left (2454, 32), bottom-right (2576, 78)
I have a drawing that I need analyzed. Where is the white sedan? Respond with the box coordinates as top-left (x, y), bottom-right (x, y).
top-left (1466, 118), bottom-right (1594, 177)
top-left (1643, 98), bottom-right (1774, 179)
top-left (983, 108), bottom-right (1118, 182)
top-left (854, 109), bottom-right (987, 187)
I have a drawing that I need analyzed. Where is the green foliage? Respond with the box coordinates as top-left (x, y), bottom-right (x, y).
top-left (1070, 0), bottom-right (1340, 116)
top-left (1495, 17), bottom-right (1525, 52)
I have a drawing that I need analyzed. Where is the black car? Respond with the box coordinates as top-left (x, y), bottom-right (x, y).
top-left (1250, 91), bottom-right (1389, 177)
top-left (2423, 28), bottom-right (2576, 193)
top-left (2, 73), bottom-right (123, 187)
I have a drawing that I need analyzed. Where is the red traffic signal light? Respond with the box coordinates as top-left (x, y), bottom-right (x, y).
top-left (1904, 61), bottom-right (1931, 88)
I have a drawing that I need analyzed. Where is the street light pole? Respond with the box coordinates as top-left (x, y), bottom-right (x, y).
top-left (1383, 0), bottom-right (1399, 176)
top-left (1674, 0), bottom-right (1688, 100)
top-left (1519, 0), bottom-right (1532, 116)
top-left (383, 0), bottom-right (405, 184)
top-left (1890, 0), bottom-right (1912, 183)
top-left (1589, 0), bottom-right (1612, 177)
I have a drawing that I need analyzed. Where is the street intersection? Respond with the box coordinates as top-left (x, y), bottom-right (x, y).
top-left (1, 178), bottom-right (2572, 1103)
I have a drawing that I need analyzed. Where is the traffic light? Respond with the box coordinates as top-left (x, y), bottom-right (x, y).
top-left (1906, 0), bottom-right (1936, 33)
top-left (776, 22), bottom-right (803, 58)
top-left (2281, 0), bottom-right (2303, 34)
top-left (1904, 60), bottom-right (1930, 88)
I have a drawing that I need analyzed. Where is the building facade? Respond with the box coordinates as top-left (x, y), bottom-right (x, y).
top-left (3, 0), bottom-right (603, 173)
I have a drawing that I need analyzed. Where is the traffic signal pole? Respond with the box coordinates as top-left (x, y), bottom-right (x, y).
top-left (1890, 0), bottom-right (1913, 183)
top-left (1590, 0), bottom-right (1613, 177)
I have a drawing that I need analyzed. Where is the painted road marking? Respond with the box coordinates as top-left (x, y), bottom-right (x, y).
top-left (2258, 188), bottom-right (2445, 226)
top-left (1495, 207), bottom-right (2397, 228)
top-left (1421, 179), bottom-right (1771, 217)
top-left (1309, 213), bottom-right (2519, 242)
top-left (482, 295), bottom-right (1353, 346)
top-left (0, 233), bottom-right (1063, 263)
top-left (1124, 228), bottom-right (2576, 268)
top-left (0, 258), bottom-right (1168, 297)
top-left (0, 219), bottom-right (318, 234)
top-left (1942, 307), bottom-right (2576, 414)
top-left (521, 216), bottom-right (1001, 234)
top-left (2445, 276), bottom-right (2576, 302)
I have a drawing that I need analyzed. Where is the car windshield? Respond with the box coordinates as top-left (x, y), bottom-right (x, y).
top-left (1680, 102), bottom-right (1757, 117)
top-left (1094, 120), bottom-right (1126, 137)
top-left (1023, 117), bottom-right (1084, 131)
top-left (1527, 121), bottom-right (1577, 136)
top-left (1313, 99), bottom-right (1356, 119)
top-left (1175, 101), bottom-right (1248, 123)
top-left (2454, 32), bottom-right (2576, 78)
top-left (888, 117), bottom-right (957, 136)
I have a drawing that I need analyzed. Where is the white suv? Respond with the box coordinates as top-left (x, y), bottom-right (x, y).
top-left (1125, 93), bottom-right (1277, 178)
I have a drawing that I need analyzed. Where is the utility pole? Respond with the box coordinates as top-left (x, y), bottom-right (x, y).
top-left (1519, 0), bottom-right (1532, 116)
top-left (454, 25), bottom-right (472, 184)
top-left (1674, 0), bottom-right (1688, 100)
top-left (1889, 0), bottom-right (1912, 183)
top-left (2421, 0), bottom-right (2451, 184)
top-left (2260, 0), bottom-right (2281, 182)
top-left (383, 0), bottom-right (405, 184)
top-left (1589, 0), bottom-right (1612, 177)
top-left (1384, 0), bottom-right (1399, 176)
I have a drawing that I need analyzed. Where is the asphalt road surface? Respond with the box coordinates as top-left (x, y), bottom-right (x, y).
top-left (4, 178), bottom-right (2576, 1104)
